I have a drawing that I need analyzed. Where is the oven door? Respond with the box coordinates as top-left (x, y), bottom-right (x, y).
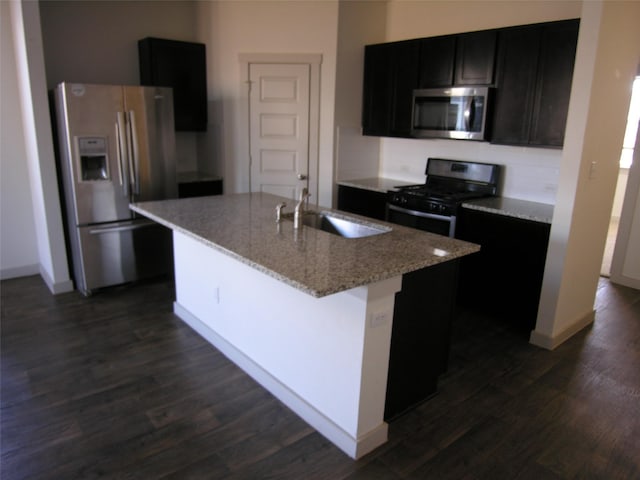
top-left (387, 204), bottom-right (456, 237)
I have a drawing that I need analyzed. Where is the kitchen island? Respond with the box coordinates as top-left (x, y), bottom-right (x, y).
top-left (131, 193), bottom-right (479, 458)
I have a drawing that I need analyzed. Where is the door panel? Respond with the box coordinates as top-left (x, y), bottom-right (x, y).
top-left (124, 86), bottom-right (177, 202)
top-left (249, 63), bottom-right (310, 200)
top-left (60, 83), bottom-right (132, 225)
top-left (76, 220), bottom-right (172, 294)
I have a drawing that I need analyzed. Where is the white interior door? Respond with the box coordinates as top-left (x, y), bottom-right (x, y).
top-left (249, 63), bottom-right (310, 201)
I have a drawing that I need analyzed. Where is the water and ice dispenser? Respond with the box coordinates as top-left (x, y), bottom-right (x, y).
top-left (77, 137), bottom-right (108, 181)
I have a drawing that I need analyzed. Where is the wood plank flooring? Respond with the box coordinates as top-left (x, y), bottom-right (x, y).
top-left (1, 275), bottom-right (639, 479)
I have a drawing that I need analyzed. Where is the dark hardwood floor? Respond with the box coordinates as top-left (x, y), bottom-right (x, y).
top-left (1, 275), bottom-right (639, 479)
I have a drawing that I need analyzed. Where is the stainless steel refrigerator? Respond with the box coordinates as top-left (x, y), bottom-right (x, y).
top-left (54, 82), bottom-right (177, 296)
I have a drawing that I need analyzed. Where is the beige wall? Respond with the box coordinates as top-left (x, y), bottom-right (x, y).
top-left (386, 0), bottom-right (580, 40)
top-left (195, 1), bottom-right (339, 206)
top-left (535, 0), bottom-right (640, 346)
top-left (379, 0), bottom-right (639, 348)
top-left (1, 0), bottom-right (39, 279)
top-left (6, 1), bottom-right (72, 292)
top-left (40, 0), bottom-right (199, 88)
top-left (379, 0), bottom-right (582, 204)
top-left (40, 0), bottom-right (204, 173)
top-left (333, 1), bottom-right (387, 189)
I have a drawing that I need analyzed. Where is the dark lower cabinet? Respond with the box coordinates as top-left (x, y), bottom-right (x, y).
top-left (385, 260), bottom-right (459, 420)
top-left (455, 207), bottom-right (550, 334)
top-left (178, 178), bottom-right (223, 198)
top-left (337, 185), bottom-right (387, 220)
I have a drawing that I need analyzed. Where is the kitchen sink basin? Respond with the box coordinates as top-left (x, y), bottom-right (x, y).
top-left (301, 211), bottom-right (391, 238)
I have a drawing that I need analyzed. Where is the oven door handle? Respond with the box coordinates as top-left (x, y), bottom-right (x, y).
top-left (387, 204), bottom-right (452, 222)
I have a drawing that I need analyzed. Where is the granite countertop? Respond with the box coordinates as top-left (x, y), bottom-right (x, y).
top-left (131, 193), bottom-right (479, 298)
top-left (462, 197), bottom-right (554, 224)
top-left (337, 177), bottom-right (416, 194)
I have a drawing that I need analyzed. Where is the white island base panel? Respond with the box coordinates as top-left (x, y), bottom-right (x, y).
top-left (172, 231), bottom-right (402, 459)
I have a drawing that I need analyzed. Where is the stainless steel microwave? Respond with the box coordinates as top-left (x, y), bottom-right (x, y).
top-left (411, 86), bottom-right (491, 140)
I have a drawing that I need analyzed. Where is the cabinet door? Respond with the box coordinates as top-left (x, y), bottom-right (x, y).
top-left (491, 20), bottom-right (579, 147)
top-left (337, 185), bottom-right (387, 220)
top-left (390, 40), bottom-right (420, 136)
top-left (456, 208), bottom-right (550, 334)
top-left (362, 43), bottom-right (393, 136)
top-left (418, 35), bottom-right (456, 88)
top-left (454, 30), bottom-right (497, 85)
top-left (362, 41), bottom-right (419, 137)
top-left (491, 26), bottom-right (540, 145)
top-left (139, 38), bottom-right (207, 132)
top-left (529, 20), bottom-right (579, 147)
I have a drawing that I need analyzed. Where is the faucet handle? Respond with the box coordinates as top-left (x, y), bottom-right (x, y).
top-left (275, 202), bottom-right (287, 222)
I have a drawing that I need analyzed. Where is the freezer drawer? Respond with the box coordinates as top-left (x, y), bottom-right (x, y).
top-left (75, 219), bottom-right (172, 295)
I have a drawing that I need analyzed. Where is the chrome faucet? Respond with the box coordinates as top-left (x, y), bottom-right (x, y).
top-left (294, 187), bottom-right (311, 229)
top-left (275, 202), bottom-right (287, 222)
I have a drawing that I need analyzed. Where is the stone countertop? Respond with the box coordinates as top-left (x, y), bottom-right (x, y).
top-left (131, 193), bottom-right (479, 298)
top-left (337, 177), bottom-right (416, 194)
top-left (462, 197), bottom-right (554, 224)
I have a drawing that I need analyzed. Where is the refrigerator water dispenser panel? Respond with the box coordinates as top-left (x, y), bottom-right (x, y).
top-left (78, 137), bottom-right (109, 181)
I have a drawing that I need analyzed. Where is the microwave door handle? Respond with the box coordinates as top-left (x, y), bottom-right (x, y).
top-left (465, 97), bottom-right (476, 132)
top-left (115, 113), bottom-right (129, 197)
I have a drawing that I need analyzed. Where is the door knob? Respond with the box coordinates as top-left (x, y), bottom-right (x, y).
top-left (297, 174), bottom-right (308, 180)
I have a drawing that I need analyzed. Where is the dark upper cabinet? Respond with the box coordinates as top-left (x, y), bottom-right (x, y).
top-left (389, 40), bottom-right (420, 136)
top-left (362, 43), bottom-right (393, 136)
top-left (529, 21), bottom-right (580, 146)
top-left (454, 30), bottom-right (497, 85)
top-left (139, 37), bottom-right (208, 132)
top-left (490, 27), bottom-right (540, 145)
top-left (418, 35), bottom-right (456, 88)
top-left (418, 30), bottom-right (495, 88)
top-left (362, 40), bottom-right (419, 137)
top-left (362, 20), bottom-right (576, 144)
top-left (491, 19), bottom-right (579, 147)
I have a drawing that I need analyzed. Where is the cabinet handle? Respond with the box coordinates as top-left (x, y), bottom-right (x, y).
top-left (297, 173), bottom-right (308, 180)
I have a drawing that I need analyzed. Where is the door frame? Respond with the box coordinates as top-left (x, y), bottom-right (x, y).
top-left (240, 53), bottom-right (321, 204)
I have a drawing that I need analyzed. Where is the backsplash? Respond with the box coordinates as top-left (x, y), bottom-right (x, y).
top-left (380, 137), bottom-right (562, 205)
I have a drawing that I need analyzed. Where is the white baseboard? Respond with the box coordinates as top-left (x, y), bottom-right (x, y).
top-left (0, 264), bottom-right (39, 280)
top-left (529, 309), bottom-right (595, 350)
top-left (39, 265), bottom-right (74, 294)
top-left (174, 301), bottom-right (388, 459)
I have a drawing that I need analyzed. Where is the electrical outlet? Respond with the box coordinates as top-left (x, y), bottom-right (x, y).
top-left (370, 311), bottom-right (389, 328)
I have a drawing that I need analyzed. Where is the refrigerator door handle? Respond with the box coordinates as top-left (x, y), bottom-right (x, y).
top-left (115, 114), bottom-right (129, 197)
top-left (127, 110), bottom-right (141, 196)
top-left (124, 112), bottom-right (136, 197)
top-left (88, 219), bottom-right (156, 235)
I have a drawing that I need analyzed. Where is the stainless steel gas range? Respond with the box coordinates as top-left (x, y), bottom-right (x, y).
top-left (386, 158), bottom-right (501, 237)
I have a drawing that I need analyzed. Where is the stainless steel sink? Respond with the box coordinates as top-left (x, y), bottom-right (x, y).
top-left (301, 211), bottom-right (391, 238)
